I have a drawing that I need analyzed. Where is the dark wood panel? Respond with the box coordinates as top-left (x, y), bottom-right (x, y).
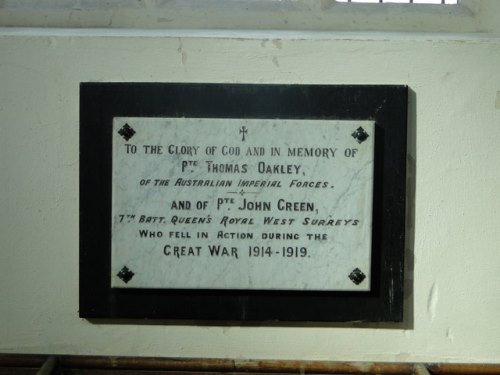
top-left (80, 83), bottom-right (408, 322)
top-left (0, 367), bottom-right (38, 375)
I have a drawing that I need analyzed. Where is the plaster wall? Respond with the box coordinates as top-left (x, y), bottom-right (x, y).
top-left (0, 23), bottom-right (499, 363)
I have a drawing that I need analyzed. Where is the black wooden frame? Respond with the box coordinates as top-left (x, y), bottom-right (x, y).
top-left (80, 83), bottom-right (408, 322)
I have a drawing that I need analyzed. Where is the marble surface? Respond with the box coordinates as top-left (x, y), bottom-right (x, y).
top-left (111, 117), bottom-right (374, 291)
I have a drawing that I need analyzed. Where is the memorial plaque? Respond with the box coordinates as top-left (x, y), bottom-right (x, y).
top-left (80, 83), bottom-right (408, 322)
top-left (111, 117), bottom-right (374, 291)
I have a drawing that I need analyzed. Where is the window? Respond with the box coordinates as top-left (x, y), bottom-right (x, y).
top-left (337, 0), bottom-right (458, 4)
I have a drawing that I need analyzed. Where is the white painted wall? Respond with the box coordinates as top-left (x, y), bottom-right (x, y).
top-left (1, 1), bottom-right (500, 365)
top-left (2, 0), bottom-right (500, 34)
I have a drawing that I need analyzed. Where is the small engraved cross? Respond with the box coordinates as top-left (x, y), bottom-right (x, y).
top-left (240, 126), bottom-right (248, 142)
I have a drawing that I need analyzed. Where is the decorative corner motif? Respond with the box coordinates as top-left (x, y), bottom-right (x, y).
top-left (351, 127), bottom-right (369, 144)
top-left (348, 268), bottom-right (366, 285)
top-left (117, 266), bottom-right (135, 283)
top-left (118, 123), bottom-right (136, 141)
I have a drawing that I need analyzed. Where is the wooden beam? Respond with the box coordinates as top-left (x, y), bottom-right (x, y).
top-left (0, 355), bottom-right (499, 374)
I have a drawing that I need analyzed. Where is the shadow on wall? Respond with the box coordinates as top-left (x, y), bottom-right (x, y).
top-left (86, 86), bottom-right (418, 331)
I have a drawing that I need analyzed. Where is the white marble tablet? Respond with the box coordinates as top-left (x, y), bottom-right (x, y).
top-left (111, 117), bottom-right (374, 291)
